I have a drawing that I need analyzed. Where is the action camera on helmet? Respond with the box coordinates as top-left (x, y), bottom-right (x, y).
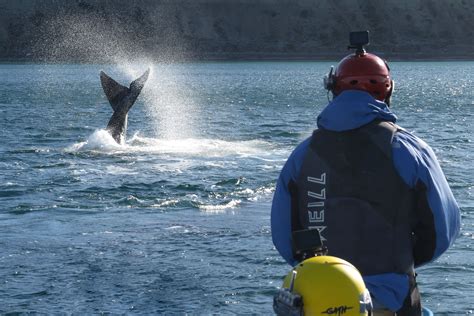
top-left (348, 31), bottom-right (370, 54)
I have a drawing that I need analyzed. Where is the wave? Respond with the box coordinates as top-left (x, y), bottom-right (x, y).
top-left (198, 199), bottom-right (242, 213)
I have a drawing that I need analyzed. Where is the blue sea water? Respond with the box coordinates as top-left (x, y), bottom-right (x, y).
top-left (0, 61), bottom-right (472, 314)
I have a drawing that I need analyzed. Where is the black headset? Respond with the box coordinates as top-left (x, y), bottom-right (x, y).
top-left (323, 66), bottom-right (335, 92)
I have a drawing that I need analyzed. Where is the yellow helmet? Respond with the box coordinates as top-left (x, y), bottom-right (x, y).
top-left (274, 256), bottom-right (372, 316)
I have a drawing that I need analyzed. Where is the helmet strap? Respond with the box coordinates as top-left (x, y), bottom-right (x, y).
top-left (326, 89), bottom-right (332, 102)
top-left (384, 80), bottom-right (395, 107)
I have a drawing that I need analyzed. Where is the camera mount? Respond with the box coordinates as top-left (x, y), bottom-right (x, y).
top-left (348, 31), bottom-right (370, 55)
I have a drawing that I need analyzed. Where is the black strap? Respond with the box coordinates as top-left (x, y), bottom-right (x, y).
top-left (397, 272), bottom-right (422, 316)
top-left (289, 179), bottom-right (303, 233)
top-left (361, 120), bottom-right (400, 160)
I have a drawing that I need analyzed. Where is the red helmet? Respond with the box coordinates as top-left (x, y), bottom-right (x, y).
top-left (326, 52), bottom-right (393, 102)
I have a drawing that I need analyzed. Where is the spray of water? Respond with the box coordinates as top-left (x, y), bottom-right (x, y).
top-left (69, 130), bottom-right (276, 158)
top-left (32, 7), bottom-right (193, 63)
top-left (66, 130), bottom-right (122, 152)
top-left (33, 12), bottom-right (199, 140)
top-left (116, 63), bottom-right (198, 140)
top-left (32, 12), bottom-right (281, 159)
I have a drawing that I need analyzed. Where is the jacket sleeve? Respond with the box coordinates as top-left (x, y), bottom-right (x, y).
top-left (271, 138), bottom-right (311, 267)
top-left (392, 130), bottom-right (461, 267)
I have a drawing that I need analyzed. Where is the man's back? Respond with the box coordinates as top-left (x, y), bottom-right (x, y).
top-left (292, 121), bottom-right (416, 275)
top-left (271, 90), bottom-right (460, 314)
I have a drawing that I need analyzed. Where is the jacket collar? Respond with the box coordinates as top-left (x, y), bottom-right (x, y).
top-left (317, 90), bottom-right (397, 132)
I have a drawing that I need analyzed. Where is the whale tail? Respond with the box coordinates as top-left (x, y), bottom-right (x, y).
top-left (99, 68), bottom-right (150, 144)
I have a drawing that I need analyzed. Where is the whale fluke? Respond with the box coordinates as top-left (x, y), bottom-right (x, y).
top-left (100, 69), bottom-right (150, 144)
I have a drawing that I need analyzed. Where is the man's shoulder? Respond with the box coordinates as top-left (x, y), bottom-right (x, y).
top-left (392, 128), bottom-right (431, 152)
top-left (290, 136), bottom-right (313, 158)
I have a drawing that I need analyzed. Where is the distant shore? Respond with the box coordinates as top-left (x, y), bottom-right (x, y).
top-left (1, 53), bottom-right (473, 63)
top-left (1, 0), bottom-right (472, 64)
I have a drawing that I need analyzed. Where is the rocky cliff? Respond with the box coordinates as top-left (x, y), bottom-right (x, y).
top-left (0, 0), bottom-right (473, 61)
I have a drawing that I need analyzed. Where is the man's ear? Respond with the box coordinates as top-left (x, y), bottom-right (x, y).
top-left (385, 79), bottom-right (395, 107)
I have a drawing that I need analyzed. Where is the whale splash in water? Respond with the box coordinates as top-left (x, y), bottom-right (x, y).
top-left (100, 68), bottom-right (150, 144)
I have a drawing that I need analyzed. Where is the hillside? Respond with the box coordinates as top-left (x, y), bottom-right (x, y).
top-left (0, 0), bottom-right (473, 61)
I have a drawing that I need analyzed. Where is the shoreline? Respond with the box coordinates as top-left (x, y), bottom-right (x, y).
top-left (1, 54), bottom-right (473, 64)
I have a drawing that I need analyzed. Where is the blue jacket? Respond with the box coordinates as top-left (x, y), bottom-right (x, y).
top-left (271, 90), bottom-right (461, 311)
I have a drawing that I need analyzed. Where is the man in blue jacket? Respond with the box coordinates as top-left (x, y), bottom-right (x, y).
top-left (271, 37), bottom-right (460, 315)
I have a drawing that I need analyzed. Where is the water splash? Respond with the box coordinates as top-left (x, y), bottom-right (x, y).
top-left (116, 63), bottom-right (199, 140)
top-left (68, 131), bottom-right (276, 158)
top-left (32, 11), bottom-right (199, 140)
top-left (65, 129), bottom-right (122, 152)
top-left (128, 135), bottom-right (275, 157)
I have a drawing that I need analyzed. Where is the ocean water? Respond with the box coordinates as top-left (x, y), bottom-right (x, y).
top-left (0, 61), bottom-right (472, 314)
